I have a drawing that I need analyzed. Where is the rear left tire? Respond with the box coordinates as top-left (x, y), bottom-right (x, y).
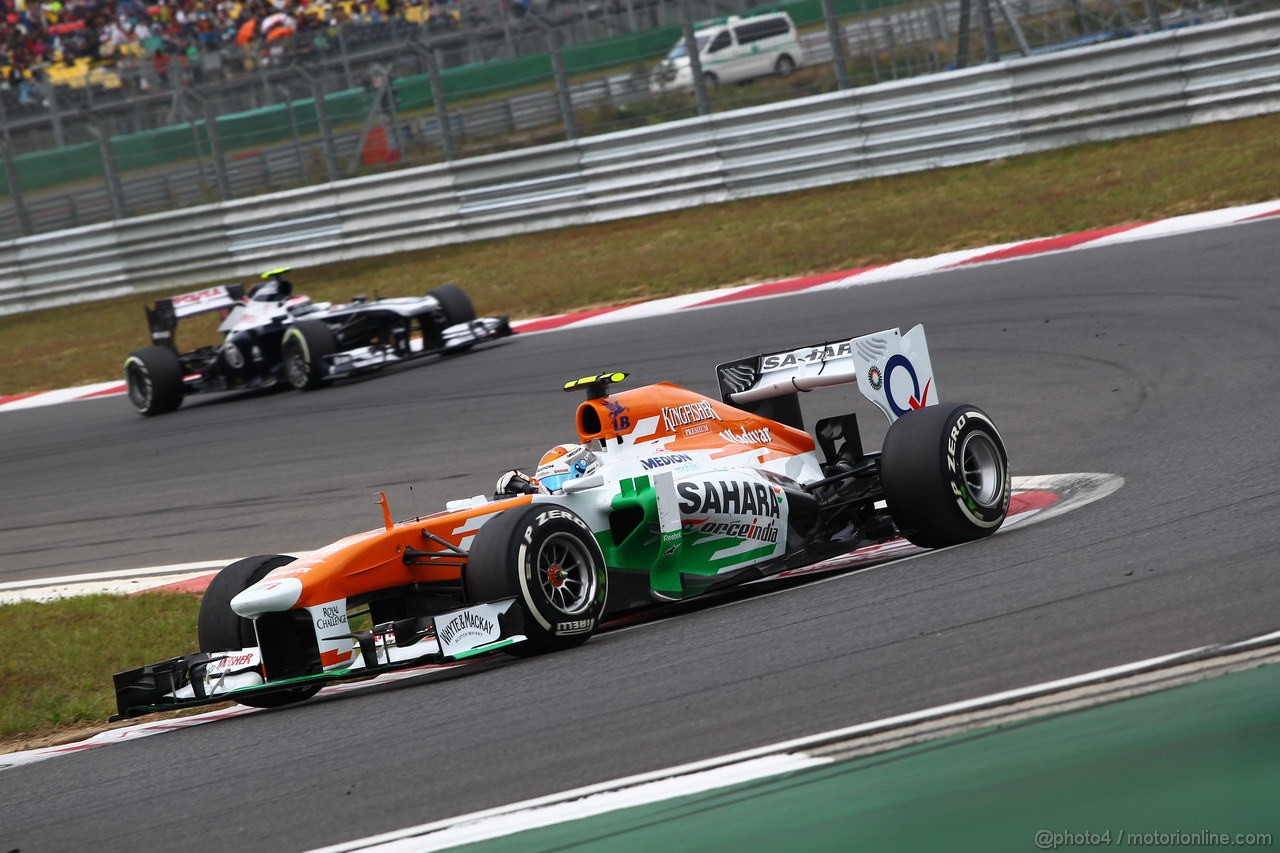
top-left (880, 404), bottom-right (1010, 548)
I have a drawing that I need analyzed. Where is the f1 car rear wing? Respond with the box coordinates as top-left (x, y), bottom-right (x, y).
top-left (715, 324), bottom-right (938, 428)
top-left (146, 284), bottom-right (246, 347)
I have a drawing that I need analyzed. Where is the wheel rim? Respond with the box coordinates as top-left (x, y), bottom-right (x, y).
top-left (536, 532), bottom-right (596, 616)
top-left (284, 341), bottom-right (308, 387)
top-left (125, 362), bottom-right (151, 409)
top-left (959, 432), bottom-right (1005, 508)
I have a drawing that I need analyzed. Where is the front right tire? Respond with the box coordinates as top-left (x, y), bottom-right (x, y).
top-left (199, 554), bottom-right (322, 708)
top-left (282, 320), bottom-right (338, 391)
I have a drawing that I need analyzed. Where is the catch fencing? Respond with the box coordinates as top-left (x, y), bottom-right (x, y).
top-left (1, 10), bottom-right (1277, 315)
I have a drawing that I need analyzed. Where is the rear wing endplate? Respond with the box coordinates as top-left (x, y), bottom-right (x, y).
top-left (146, 283), bottom-right (246, 347)
top-left (716, 324), bottom-right (939, 425)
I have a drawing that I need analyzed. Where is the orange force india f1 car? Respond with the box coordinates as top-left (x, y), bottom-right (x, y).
top-left (112, 324), bottom-right (1011, 719)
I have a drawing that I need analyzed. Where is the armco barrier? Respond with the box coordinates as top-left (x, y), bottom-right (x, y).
top-left (2, 11), bottom-right (1279, 316)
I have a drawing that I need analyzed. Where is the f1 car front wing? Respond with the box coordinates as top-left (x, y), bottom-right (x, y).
top-left (322, 317), bottom-right (513, 380)
top-left (111, 598), bottom-right (525, 720)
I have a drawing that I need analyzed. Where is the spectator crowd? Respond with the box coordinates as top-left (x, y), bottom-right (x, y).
top-left (2, 0), bottom-right (470, 104)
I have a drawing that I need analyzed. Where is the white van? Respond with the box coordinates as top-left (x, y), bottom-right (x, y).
top-left (650, 12), bottom-right (804, 93)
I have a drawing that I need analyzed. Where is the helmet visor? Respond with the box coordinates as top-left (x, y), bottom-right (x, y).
top-left (538, 471), bottom-right (574, 493)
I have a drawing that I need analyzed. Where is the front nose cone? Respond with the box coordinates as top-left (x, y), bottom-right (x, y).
top-left (231, 577), bottom-right (303, 617)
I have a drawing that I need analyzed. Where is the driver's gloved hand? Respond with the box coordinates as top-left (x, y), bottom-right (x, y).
top-left (495, 470), bottom-right (543, 496)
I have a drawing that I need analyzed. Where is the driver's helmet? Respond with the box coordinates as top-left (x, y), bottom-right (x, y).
top-left (248, 277), bottom-right (292, 303)
top-left (534, 443), bottom-right (600, 493)
top-left (249, 269), bottom-right (294, 303)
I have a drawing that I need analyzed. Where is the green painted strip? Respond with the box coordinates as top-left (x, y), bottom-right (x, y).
top-left (225, 669), bottom-right (355, 694)
top-left (457, 662), bottom-right (1280, 850)
top-left (449, 637), bottom-right (521, 660)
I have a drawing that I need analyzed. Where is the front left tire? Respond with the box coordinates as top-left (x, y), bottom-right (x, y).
top-left (429, 283), bottom-right (476, 325)
top-left (422, 284), bottom-right (477, 352)
top-left (464, 504), bottom-right (608, 656)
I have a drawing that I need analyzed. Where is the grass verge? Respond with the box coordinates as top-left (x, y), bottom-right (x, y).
top-left (0, 593), bottom-right (206, 752)
top-left (3, 112), bottom-right (1280, 396)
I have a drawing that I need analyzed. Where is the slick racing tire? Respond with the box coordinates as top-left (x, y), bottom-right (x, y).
top-left (124, 346), bottom-right (184, 416)
top-left (199, 554), bottom-right (322, 708)
top-left (464, 505), bottom-right (607, 656)
top-left (429, 283), bottom-right (476, 325)
top-left (880, 404), bottom-right (1010, 549)
top-left (422, 284), bottom-right (477, 352)
top-left (282, 320), bottom-right (338, 391)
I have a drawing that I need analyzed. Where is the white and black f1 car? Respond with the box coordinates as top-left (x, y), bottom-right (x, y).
top-left (123, 269), bottom-right (513, 415)
top-left (111, 324), bottom-right (1013, 719)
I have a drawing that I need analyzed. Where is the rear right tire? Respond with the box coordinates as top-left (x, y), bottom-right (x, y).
top-left (124, 346), bottom-right (184, 416)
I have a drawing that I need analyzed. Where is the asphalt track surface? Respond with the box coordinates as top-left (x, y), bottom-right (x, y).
top-left (3, 220), bottom-right (1280, 850)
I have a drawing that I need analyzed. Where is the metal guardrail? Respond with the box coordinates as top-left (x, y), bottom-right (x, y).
top-left (5, 0), bottom-right (1271, 240)
top-left (1, 11), bottom-right (1278, 316)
